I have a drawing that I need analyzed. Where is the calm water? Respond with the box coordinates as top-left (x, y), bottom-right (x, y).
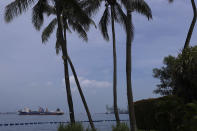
top-left (0, 113), bottom-right (129, 131)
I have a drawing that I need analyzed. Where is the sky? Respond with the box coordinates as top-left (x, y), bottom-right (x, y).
top-left (0, 0), bottom-right (196, 113)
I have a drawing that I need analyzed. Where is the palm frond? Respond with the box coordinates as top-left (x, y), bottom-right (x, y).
top-left (114, 3), bottom-right (127, 30)
top-left (80, 0), bottom-right (101, 17)
top-left (131, 0), bottom-right (152, 20)
top-left (99, 6), bottom-right (110, 41)
top-left (65, 0), bottom-right (93, 30)
top-left (4, 0), bottom-right (35, 22)
top-left (62, 18), bottom-right (72, 33)
top-left (68, 19), bottom-right (88, 41)
top-left (43, 3), bottom-right (56, 16)
top-left (42, 18), bottom-right (57, 43)
top-left (32, 0), bottom-right (48, 30)
top-left (119, 0), bottom-right (127, 10)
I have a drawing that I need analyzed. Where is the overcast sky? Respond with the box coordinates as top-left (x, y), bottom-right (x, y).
top-left (0, 0), bottom-right (196, 113)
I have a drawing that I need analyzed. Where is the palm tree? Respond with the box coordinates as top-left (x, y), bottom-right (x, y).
top-left (40, 1), bottom-right (96, 129)
top-left (55, 0), bottom-right (75, 123)
top-left (98, 0), bottom-right (127, 125)
top-left (4, 0), bottom-right (95, 128)
top-left (4, 0), bottom-right (75, 124)
top-left (32, 0), bottom-right (76, 123)
top-left (168, 0), bottom-right (197, 49)
top-left (83, 0), bottom-right (152, 129)
top-left (121, 0), bottom-right (152, 130)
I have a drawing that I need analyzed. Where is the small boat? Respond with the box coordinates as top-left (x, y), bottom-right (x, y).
top-left (18, 107), bottom-right (64, 115)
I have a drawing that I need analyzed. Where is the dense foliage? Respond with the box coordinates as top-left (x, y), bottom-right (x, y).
top-left (136, 46), bottom-right (197, 131)
top-left (134, 96), bottom-right (197, 131)
top-left (153, 46), bottom-right (197, 102)
top-left (134, 97), bottom-right (159, 130)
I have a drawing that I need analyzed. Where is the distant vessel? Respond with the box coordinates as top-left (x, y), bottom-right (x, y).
top-left (18, 107), bottom-right (64, 115)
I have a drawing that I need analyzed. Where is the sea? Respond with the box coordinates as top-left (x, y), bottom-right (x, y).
top-left (0, 113), bottom-right (129, 131)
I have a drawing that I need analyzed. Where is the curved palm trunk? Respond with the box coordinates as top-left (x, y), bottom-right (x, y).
top-left (126, 10), bottom-right (137, 131)
top-left (184, 0), bottom-right (197, 49)
top-left (111, 5), bottom-right (120, 125)
top-left (67, 55), bottom-right (96, 130)
top-left (55, 0), bottom-right (75, 124)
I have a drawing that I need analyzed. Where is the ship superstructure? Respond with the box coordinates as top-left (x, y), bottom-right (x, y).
top-left (18, 107), bottom-right (64, 115)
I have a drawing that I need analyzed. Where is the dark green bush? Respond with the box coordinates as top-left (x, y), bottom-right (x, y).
top-left (180, 102), bottom-right (197, 131)
top-left (154, 96), bottom-right (184, 131)
top-left (134, 96), bottom-right (197, 131)
top-left (134, 98), bottom-right (158, 130)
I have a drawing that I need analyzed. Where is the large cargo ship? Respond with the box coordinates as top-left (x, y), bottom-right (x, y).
top-left (18, 107), bottom-right (64, 115)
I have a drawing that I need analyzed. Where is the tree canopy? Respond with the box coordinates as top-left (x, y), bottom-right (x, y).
top-left (153, 46), bottom-right (197, 102)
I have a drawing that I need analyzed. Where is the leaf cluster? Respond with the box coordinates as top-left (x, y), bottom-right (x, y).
top-left (153, 46), bottom-right (197, 102)
top-left (4, 0), bottom-right (95, 54)
top-left (99, 0), bottom-right (152, 41)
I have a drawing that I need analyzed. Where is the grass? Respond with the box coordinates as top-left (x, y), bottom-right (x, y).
top-left (58, 122), bottom-right (157, 131)
top-left (112, 123), bottom-right (130, 131)
top-left (58, 123), bottom-right (96, 131)
top-left (58, 123), bottom-right (84, 131)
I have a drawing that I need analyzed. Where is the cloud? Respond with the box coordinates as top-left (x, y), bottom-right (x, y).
top-left (68, 76), bottom-right (112, 89)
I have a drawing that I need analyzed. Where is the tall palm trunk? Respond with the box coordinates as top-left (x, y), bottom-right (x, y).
top-left (55, 0), bottom-right (75, 124)
top-left (126, 9), bottom-right (137, 131)
top-left (184, 0), bottom-right (197, 49)
top-left (111, 5), bottom-right (120, 125)
top-left (66, 55), bottom-right (96, 130)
